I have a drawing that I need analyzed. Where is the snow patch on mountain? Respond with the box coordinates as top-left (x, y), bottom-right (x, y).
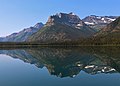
top-left (84, 22), bottom-right (95, 25)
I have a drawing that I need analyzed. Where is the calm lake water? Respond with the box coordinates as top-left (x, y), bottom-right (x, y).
top-left (0, 47), bottom-right (120, 86)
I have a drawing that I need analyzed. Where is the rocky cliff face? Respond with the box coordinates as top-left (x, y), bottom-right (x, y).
top-left (47, 12), bottom-right (84, 28)
top-left (27, 13), bottom-right (96, 43)
top-left (46, 12), bottom-right (95, 31)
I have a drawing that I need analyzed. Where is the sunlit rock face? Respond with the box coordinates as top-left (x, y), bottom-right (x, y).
top-left (46, 12), bottom-right (85, 29)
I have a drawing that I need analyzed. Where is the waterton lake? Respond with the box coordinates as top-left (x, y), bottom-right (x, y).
top-left (0, 47), bottom-right (120, 86)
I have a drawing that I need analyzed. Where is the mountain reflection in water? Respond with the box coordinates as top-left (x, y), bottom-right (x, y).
top-left (0, 47), bottom-right (120, 78)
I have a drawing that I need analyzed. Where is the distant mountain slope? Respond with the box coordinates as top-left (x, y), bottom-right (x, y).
top-left (82, 15), bottom-right (118, 31)
top-left (0, 37), bottom-right (4, 41)
top-left (27, 13), bottom-right (96, 43)
top-left (95, 17), bottom-right (120, 36)
top-left (0, 23), bottom-right (43, 42)
top-left (94, 17), bottom-right (120, 44)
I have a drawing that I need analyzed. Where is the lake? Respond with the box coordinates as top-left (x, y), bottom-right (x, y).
top-left (0, 47), bottom-right (120, 86)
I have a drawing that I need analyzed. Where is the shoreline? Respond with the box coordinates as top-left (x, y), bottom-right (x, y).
top-left (0, 42), bottom-right (120, 48)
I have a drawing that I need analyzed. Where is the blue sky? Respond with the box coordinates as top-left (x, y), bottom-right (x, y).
top-left (0, 0), bottom-right (120, 37)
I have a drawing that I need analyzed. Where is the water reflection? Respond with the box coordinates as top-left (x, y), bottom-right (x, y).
top-left (0, 47), bottom-right (120, 78)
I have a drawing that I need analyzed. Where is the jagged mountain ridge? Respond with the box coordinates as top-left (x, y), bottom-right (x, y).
top-left (0, 13), bottom-right (119, 43)
top-left (82, 15), bottom-right (118, 31)
top-left (27, 12), bottom-right (96, 43)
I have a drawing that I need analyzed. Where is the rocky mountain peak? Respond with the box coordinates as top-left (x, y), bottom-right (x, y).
top-left (83, 15), bottom-right (118, 25)
top-left (33, 22), bottom-right (44, 29)
top-left (82, 15), bottom-right (118, 31)
top-left (27, 12), bottom-right (96, 43)
top-left (46, 12), bottom-right (85, 29)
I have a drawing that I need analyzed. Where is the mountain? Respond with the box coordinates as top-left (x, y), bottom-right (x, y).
top-left (0, 23), bottom-right (44, 42)
top-left (95, 17), bottom-right (120, 36)
top-left (0, 37), bottom-right (4, 41)
top-left (94, 17), bottom-right (120, 44)
top-left (82, 15), bottom-right (118, 31)
top-left (27, 12), bottom-right (96, 43)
